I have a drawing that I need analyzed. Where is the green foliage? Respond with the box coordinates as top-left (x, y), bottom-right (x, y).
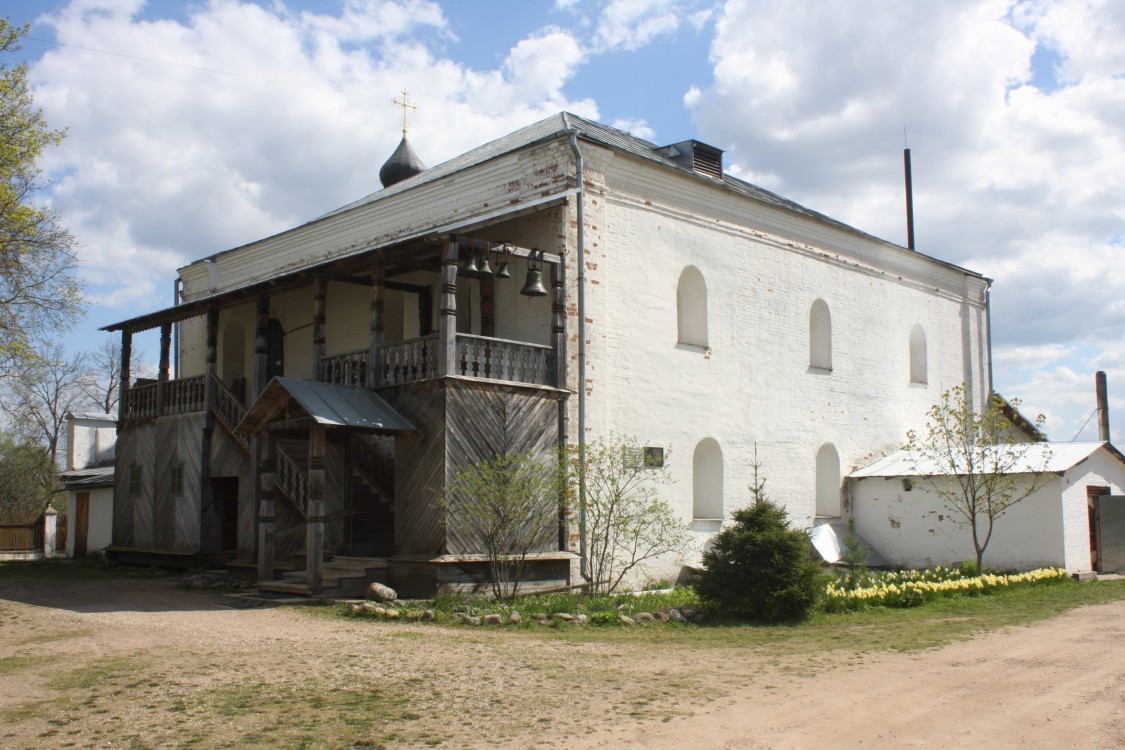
top-left (0, 20), bottom-right (82, 367)
top-left (579, 436), bottom-right (689, 593)
top-left (0, 431), bottom-right (56, 517)
top-left (822, 566), bottom-right (1069, 613)
top-left (441, 450), bottom-right (566, 599)
top-left (905, 384), bottom-right (1052, 571)
top-left (696, 492), bottom-right (822, 623)
top-left (838, 517), bottom-right (869, 591)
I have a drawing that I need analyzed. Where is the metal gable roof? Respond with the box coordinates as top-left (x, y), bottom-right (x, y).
top-left (314, 111), bottom-right (983, 280)
top-left (849, 441), bottom-right (1122, 478)
top-left (60, 466), bottom-right (115, 489)
top-left (236, 377), bottom-right (415, 436)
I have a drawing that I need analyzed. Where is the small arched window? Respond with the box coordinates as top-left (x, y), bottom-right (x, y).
top-left (692, 438), bottom-right (724, 521)
top-left (815, 443), bottom-right (841, 517)
top-left (910, 324), bottom-right (927, 384)
top-left (677, 266), bottom-right (708, 347)
top-left (809, 299), bottom-right (832, 370)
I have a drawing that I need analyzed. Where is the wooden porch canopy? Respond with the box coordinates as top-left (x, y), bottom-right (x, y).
top-left (235, 377), bottom-right (415, 437)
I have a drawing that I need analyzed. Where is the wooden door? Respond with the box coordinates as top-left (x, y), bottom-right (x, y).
top-left (1095, 495), bottom-right (1125, 573)
top-left (75, 492), bottom-right (90, 558)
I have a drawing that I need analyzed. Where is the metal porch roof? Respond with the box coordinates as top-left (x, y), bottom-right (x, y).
top-left (236, 377), bottom-right (415, 436)
top-left (60, 466), bottom-right (115, 489)
top-left (849, 441), bottom-right (1123, 478)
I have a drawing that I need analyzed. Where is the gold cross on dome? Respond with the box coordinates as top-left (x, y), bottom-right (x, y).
top-left (392, 89), bottom-right (417, 137)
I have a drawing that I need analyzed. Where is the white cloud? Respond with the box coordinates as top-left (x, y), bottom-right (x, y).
top-left (610, 116), bottom-right (655, 140)
top-left (26, 0), bottom-right (603, 325)
top-left (594, 0), bottom-right (686, 51)
top-left (689, 0), bottom-right (1125, 434)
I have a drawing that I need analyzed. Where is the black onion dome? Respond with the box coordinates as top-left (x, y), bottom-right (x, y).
top-left (379, 136), bottom-right (426, 188)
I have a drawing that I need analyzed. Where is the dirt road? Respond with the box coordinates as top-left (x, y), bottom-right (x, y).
top-left (1, 573), bottom-right (1123, 748)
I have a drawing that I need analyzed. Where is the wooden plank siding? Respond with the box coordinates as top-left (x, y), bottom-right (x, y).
top-left (381, 380), bottom-right (448, 556)
top-left (443, 380), bottom-right (562, 555)
top-left (379, 378), bottom-right (564, 558)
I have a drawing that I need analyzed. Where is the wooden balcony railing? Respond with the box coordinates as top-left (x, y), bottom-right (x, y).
top-left (321, 333), bottom-right (555, 389)
top-left (123, 375), bottom-right (206, 421)
top-left (320, 350), bottom-right (367, 387)
top-left (453, 334), bottom-right (554, 387)
top-left (380, 334), bottom-right (439, 385)
top-left (122, 334), bottom-right (557, 424)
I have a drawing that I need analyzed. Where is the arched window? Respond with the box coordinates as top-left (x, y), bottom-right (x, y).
top-left (693, 438), bottom-right (724, 521)
top-left (677, 266), bottom-right (708, 347)
top-left (809, 299), bottom-right (832, 370)
top-left (910, 323), bottom-right (927, 384)
top-left (815, 443), bottom-right (841, 517)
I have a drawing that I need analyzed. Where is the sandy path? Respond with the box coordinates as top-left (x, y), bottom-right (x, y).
top-left (2, 574), bottom-right (1123, 748)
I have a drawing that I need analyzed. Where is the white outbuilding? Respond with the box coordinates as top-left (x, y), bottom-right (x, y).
top-left (849, 441), bottom-right (1125, 574)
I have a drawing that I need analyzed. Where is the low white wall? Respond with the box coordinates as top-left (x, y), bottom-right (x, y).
top-left (851, 474), bottom-right (1071, 571)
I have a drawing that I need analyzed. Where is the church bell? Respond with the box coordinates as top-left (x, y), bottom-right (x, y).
top-left (520, 249), bottom-right (548, 297)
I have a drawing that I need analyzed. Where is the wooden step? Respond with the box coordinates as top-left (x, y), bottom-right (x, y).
top-left (257, 580), bottom-right (312, 596)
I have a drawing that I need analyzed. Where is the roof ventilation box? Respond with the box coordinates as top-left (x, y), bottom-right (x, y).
top-left (655, 139), bottom-right (724, 180)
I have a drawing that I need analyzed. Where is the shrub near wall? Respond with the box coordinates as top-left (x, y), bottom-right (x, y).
top-left (696, 498), bottom-right (821, 623)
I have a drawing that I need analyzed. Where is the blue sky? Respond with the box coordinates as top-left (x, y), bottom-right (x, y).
top-left (2, 0), bottom-right (1123, 443)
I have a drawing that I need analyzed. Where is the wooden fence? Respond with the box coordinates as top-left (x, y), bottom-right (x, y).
top-left (0, 513), bottom-right (66, 554)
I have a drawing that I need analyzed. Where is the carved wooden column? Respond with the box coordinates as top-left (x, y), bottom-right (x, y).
top-left (200, 307), bottom-right (220, 552)
top-left (205, 308), bottom-right (219, 418)
top-left (157, 321), bottom-right (171, 417)
top-left (257, 431), bottom-right (276, 582)
top-left (480, 273), bottom-right (494, 338)
top-left (312, 277), bottom-right (327, 382)
top-left (253, 295), bottom-right (270, 397)
top-left (437, 237), bottom-right (459, 377)
top-left (118, 330), bottom-right (132, 429)
top-left (367, 263), bottom-right (385, 388)
top-left (551, 259), bottom-right (566, 390)
top-left (306, 424), bottom-right (326, 595)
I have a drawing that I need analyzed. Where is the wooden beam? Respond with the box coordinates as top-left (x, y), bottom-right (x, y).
top-left (368, 262), bottom-right (385, 388)
top-left (312, 277), bottom-right (327, 382)
top-left (437, 237), bottom-right (458, 378)
top-left (306, 423), bottom-right (326, 596)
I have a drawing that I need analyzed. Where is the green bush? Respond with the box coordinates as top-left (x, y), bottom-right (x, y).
top-left (696, 498), bottom-right (822, 622)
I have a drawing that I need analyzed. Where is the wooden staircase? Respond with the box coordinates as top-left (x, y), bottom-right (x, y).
top-left (257, 555), bottom-right (391, 598)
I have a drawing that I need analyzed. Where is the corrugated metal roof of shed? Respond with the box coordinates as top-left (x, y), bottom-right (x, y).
top-left (236, 377), bottom-right (416, 436)
top-left (60, 466), bottom-right (115, 489)
top-left (849, 441), bottom-right (1120, 478)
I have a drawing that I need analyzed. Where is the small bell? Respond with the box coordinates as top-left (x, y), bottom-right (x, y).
top-left (461, 252), bottom-right (478, 274)
top-left (495, 243), bottom-right (512, 278)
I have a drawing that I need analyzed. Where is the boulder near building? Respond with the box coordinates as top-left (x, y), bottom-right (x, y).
top-left (103, 112), bottom-right (994, 595)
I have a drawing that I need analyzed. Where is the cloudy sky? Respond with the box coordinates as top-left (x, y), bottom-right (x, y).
top-left (2, 0), bottom-right (1122, 442)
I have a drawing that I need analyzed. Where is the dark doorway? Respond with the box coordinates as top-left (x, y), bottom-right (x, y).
top-left (74, 492), bottom-right (90, 558)
top-left (212, 477), bottom-right (239, 552)
top-left (1093, 491), bottom-right (1125, 573)
top-left (266, 319), bottom-right (284, 379)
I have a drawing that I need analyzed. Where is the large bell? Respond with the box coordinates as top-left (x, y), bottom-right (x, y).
top-left (520, 267), bottom-right (548, 296)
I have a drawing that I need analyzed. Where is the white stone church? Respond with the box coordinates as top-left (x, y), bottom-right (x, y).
top-left (103, 111), bottom-right (998, 595)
